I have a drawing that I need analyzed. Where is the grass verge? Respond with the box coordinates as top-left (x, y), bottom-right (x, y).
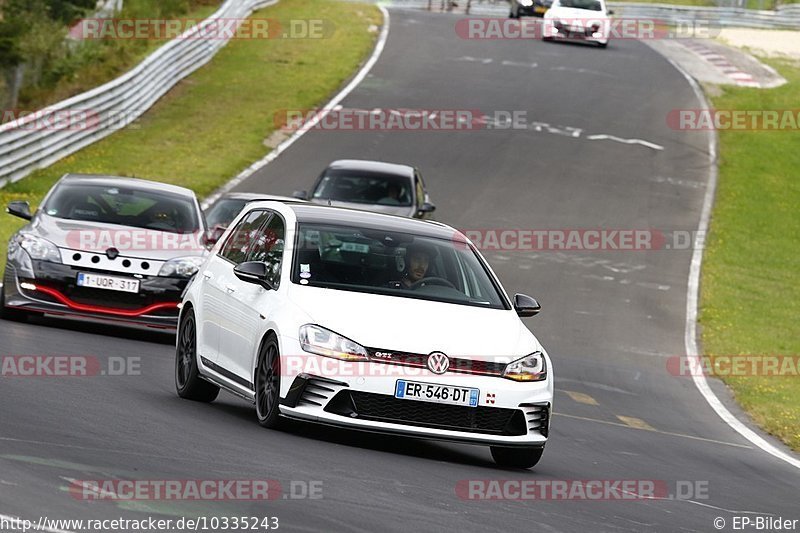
top-left (1, 0), bottom-right (382, 269)
top-left (9, 0), bottom-right (223, 112)
top-left (700, 58), bottom-right (800, 451)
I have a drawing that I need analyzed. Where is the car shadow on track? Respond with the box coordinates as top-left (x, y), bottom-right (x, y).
top-left (207, 400), bottom-right (517, 471)
top-left (21, 314), bottom-right (175, 345)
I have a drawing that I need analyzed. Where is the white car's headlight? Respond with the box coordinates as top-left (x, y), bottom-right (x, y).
top-left (299, 324), bottom-right (369, 362)
top-left (158, 256), bottom-right (205, 278)
top-left (503, 352), bottom-right (547, 382)
top-left (17, 234), bottom-right (62, 263)
top-left (519, 0), bottom-right (534, 6)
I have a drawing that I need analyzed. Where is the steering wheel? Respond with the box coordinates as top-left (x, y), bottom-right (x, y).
top-left (408, 277), bottom-right (456, 290)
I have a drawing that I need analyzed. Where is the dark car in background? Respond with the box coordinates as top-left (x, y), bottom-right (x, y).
top-left (203, 192), bottom-right (301, 244)
top-left (293, 159), bottom-right (436, 219)
top-left (1, 174), bottom-right (207, 330)
top-left (509, 0), bottom-right (553, 17)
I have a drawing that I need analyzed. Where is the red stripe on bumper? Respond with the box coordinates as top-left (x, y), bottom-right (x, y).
top-left (31, 285), bottom-right (179, 317)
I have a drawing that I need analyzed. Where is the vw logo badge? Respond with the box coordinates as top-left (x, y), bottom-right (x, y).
top-left (427, 352), bottom-right (450, 375)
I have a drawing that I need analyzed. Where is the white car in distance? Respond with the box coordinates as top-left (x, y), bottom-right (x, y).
top-left (543, 0), bottom-right (613, 47)
top-left (176, 201), bottom-right (553, 468)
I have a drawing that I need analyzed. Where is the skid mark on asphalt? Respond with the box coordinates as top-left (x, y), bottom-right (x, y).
top-left (564, 390), bottom-right (599, 405)
top-left (557, 378), bottom-right (637, 395)
top-left (0, 455), bottom-right (120, 478)
top-left (549, 65), bottom-right (614, 78)
top-left (490, 252), bottom-right (647, 275)
top-left (649, 175), bottom-right (706, 189)
top-left (582, 274), bottom-right (670, 292)
top-left (555, 413), bottom-right (751, 449)
top-left (616, 416), bottom-right (656, 431)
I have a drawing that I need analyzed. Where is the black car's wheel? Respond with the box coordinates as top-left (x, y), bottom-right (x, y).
top-left (175, 309), bottom-right (219, 402)
top-left (0, 282), bottom-right (27, 322)
top-left (598, 42), bottom-right (608, 48)
top-left (255, 335), bottom-right (282, 428)
top-left (490, 446), bottom-right (545, 469)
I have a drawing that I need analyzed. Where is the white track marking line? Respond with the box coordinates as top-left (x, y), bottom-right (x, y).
top-left (201, 5), bottom-right (391, 209)
top-left (586, 134), bottom-right (664, 151)
top-left (665, 57), bottom-right (800, 471)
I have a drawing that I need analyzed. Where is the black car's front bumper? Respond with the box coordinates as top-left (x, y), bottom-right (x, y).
top-left (3, 262), bottom-right (185, 330)
top-left (516, 2), bottom-right (551, 16)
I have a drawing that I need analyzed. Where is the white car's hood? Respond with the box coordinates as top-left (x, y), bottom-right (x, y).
top-left (287, 285), bottom-right (541, 362)
top-left (548, 6), bottom-right (608, 20)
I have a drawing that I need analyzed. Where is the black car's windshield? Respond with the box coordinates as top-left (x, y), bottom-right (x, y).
top-left (292, 223), bottom-right (508, 309)
top-left (312, 170), bottom-right (413, 207)
top-left (44, 182), bottom-right (200, 233)
top-left (204, 198), bottom-right (249, 228)
top-left (559, 0), bottom-right (602, 10)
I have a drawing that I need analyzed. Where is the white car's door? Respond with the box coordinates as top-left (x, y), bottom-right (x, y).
top-left (198, 254), bottom-right (227, 364)
top-left (216, 210), bottom-right (284, 386)
top-left (201, 209), bottom-right (270, 369)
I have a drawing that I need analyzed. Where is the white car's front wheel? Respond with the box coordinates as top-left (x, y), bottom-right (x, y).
top-left (490, 445), bottom-right (545, 468)
top-left (255, 335), bottom-right (282, 428)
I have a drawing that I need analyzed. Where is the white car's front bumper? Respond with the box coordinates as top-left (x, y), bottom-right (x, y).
top-left (276, 338), bottom-right (552, 447)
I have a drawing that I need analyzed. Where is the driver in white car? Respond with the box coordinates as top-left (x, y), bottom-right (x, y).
top-left (400, 242), bottom-right (436, 288)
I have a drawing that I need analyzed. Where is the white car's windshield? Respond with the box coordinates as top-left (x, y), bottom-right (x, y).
top-left (292, 223), bottom-right (508, 309)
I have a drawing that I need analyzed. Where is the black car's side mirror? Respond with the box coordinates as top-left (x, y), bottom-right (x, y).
top-left (202, 225), bottom-right (226, 248)
top-left (514, 293), bottom-right (541, 317)
top-left (292, 190), bottom-right (308, 200)
top-left (7, 201), bottom-right (32, 221)
top-left (233, 261), bottom-right (275, 290)
top-left (419, 202), bottom-right (436, 214)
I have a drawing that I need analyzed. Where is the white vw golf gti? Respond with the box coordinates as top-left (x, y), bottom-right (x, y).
top-left (177, 201), bottom-right (553, 468)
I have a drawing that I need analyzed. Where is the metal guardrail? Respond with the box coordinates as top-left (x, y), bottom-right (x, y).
top-left (383, 0), bottom-right (800, 29)
top-left (607, 2), bottom-right (800, 29)
top-left (0, 0), bottom-right (277, 189)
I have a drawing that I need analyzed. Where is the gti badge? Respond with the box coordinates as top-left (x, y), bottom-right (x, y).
top-left (427, 351), bottom-right (450, 375)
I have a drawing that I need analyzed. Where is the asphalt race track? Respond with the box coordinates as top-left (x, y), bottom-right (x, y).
top-left (1, 8), bottom-right (798, 532)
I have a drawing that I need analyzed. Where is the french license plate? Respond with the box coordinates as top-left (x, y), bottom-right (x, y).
top-left (77, 273), bottom-right (140, 293)
top-left (395, 380), bottom-right (479, 407)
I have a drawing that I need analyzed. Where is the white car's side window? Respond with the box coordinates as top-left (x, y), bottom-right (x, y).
top-left (248, 214), bottom-right (285, 287)
top-left (218, 209), bottom-right (270, 264)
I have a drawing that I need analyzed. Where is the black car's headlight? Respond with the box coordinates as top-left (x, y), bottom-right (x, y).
top-left (16, 234), bottom-right (62, 263)
top-left (503, 352), bottom-right (547, 382)
top-left (299, 324), bottom-right (369, 362)
top-left (158, 256), bottom-right (205, 278)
